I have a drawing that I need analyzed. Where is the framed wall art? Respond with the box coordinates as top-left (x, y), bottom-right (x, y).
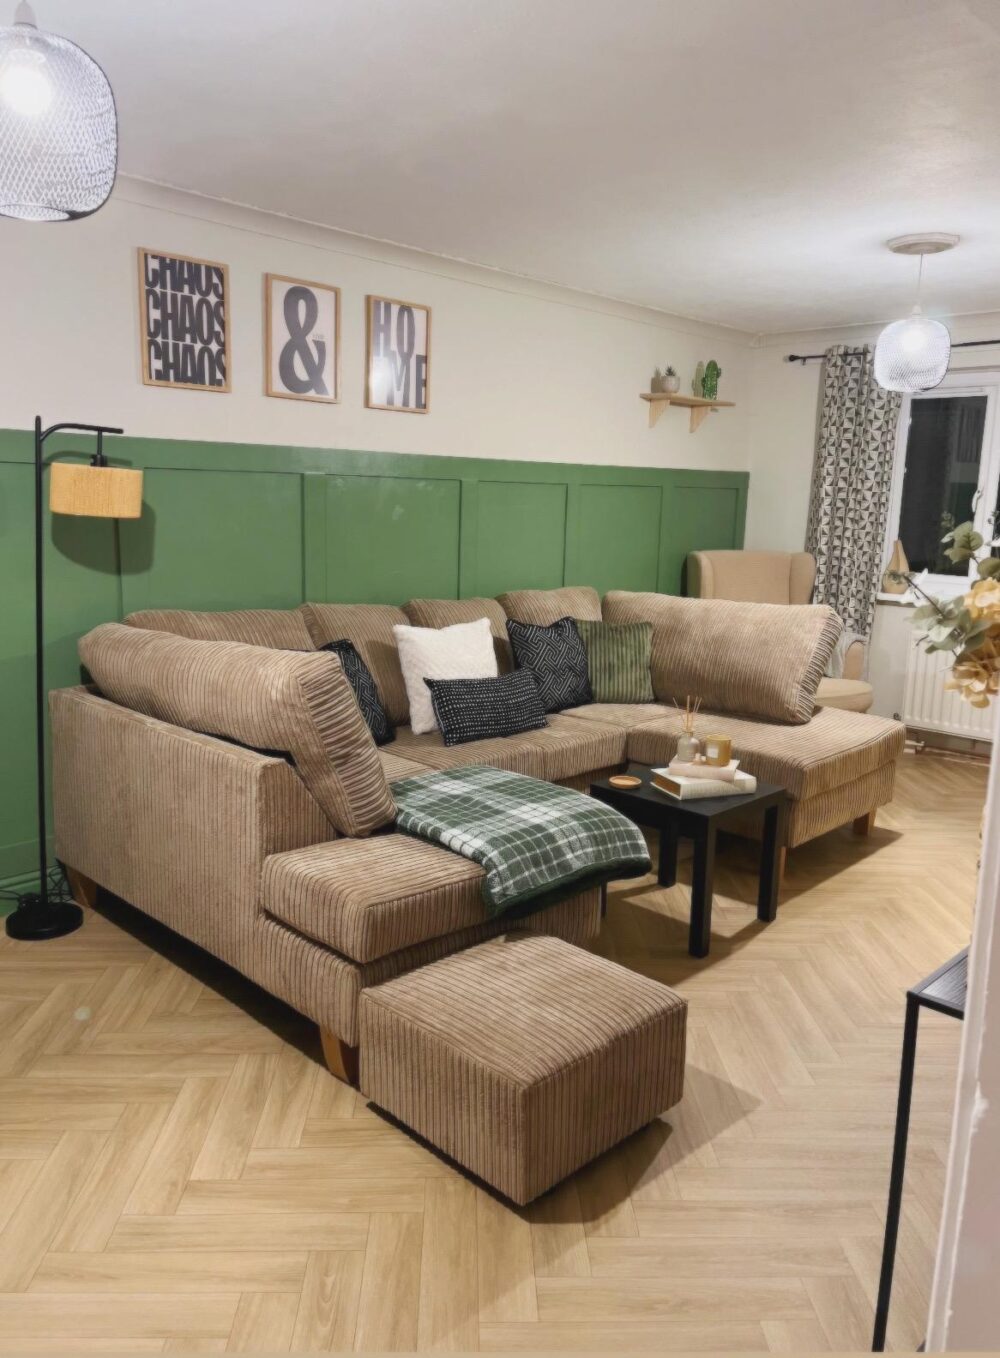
top-left (265, 273), bottom-right (341, 403)
top-left (138, 247), bottom-right (230, 392)
top-left (365, 295), bottom-right (431, 413)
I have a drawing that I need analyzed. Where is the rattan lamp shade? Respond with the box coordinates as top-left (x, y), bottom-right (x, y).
top-left (49, 460), bottom-right (142, 518)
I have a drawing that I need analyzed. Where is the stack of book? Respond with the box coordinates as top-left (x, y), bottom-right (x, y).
top-left (651, 758), bottom-right (756, 801)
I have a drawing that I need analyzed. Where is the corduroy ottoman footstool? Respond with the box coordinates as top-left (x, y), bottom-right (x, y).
top-left (357, 932), bottom-right (687, 1204)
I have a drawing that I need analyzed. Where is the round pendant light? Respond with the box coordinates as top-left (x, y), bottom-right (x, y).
top-left (0, 2), bottom-right (116, 222)
top-left (873, 235), bottom-right (958, 394)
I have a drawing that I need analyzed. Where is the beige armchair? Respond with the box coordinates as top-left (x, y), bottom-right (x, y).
top-left (686, 550), bottom-right (873, 712)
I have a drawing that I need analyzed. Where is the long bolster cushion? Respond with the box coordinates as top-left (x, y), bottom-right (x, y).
top-left (603, 591), bottom-right (842, 725)
top-left (79, 622), bottom-right (396, 837)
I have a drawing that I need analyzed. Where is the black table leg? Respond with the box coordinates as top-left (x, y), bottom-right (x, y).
top-left (657, 819), bottom-right (678, 887)
top-left (689, 825), bottom-right (716, 958)
top-left (872, 992), bottom-right (921, 1351)
top-left (757, 802), bottom-right (784, 923)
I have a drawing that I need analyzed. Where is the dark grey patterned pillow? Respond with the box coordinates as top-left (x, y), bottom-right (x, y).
top-left (425, 670), bottom-right (548, 746)
top-left (321, 639), bottom-right (395, 746)
top-left (505, 615), bottom-right (592, 712)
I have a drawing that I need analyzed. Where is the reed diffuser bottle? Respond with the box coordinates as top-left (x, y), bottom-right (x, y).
top-left (675, 696), bottom-right (701, 762)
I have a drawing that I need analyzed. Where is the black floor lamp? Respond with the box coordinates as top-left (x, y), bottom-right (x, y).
top-left (4, 416), bottom-right (142, 942)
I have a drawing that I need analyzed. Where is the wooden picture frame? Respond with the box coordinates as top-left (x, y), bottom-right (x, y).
top-left (264, 273), bottom-right (341, 404)
top-left (365, 294), bottom-right (431, 413)
top-left (137, 247), bottom-right (231, 393)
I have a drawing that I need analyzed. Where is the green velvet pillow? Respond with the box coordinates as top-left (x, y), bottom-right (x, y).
top-left (575, 620), bottom-right (655, 703)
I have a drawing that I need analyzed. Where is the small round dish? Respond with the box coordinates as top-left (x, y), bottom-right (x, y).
top-left (608, 774), bottom-right (642, 789)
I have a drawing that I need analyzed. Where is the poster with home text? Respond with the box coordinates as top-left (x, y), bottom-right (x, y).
top-left (366, 295), bottom-right (430, 412)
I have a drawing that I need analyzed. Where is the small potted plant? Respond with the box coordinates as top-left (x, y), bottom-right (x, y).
top-left (663, 365), bottom-right (680, 394)
top-left (650, 367), bottom-right (665, 393)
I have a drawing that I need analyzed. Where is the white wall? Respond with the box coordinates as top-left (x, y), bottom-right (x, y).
top-left (0, 179), bottom-right (754, 471)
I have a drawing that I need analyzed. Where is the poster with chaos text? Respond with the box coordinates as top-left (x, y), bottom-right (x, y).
top-left (139, 248), bottom-right (230, 392)
top-left (266, 274), bottom-right (340, 402)
top-left (365, 295), bottom-right (430, 412)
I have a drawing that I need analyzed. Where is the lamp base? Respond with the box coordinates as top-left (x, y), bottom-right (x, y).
top-left (5, 892), bottom-right (84, 941)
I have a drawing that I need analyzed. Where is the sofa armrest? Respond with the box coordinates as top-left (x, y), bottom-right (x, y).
top-left (50, 686), bottom-right (334, 967)
top-left (842, 638), bottom-right (866, 681)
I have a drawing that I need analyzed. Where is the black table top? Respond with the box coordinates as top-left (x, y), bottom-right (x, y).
top-left (591, 763), bottom-right (786, 824)
top-left (910, 948), bottom-right (969, 1019)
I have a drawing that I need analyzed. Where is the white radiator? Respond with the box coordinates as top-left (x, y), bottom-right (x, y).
top-left (902, 644), bottom-right (995, 741)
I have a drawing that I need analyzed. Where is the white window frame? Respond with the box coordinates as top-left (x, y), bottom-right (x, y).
top-left (884, 368), bottom-right (1000, 598)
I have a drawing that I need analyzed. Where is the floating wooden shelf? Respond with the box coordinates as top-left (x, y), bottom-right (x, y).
top-left (640, 391), bottom-right (736, 432)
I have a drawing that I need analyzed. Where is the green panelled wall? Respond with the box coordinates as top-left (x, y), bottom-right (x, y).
top-left (0, 427), bottom-right (747, 890)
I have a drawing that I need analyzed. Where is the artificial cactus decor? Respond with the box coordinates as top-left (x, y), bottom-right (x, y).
top-left (651, 367), bottom-right (665, 393)
top-left (692, 361), bottom-right (705, 397)
top-left (702, 359), bottom-right (722, 400)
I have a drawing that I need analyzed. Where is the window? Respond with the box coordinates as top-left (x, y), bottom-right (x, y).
top-left (885, 370), bottom-right (1000, 594)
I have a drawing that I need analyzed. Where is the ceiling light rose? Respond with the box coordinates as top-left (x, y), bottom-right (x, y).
top-left (0, 1), bottom-right (117, 222)
top-left (874, 235), bottom-right (958, 394)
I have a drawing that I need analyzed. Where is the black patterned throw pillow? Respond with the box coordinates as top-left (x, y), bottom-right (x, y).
top-left (425, 670), bottom-right (548, 746)
top-left (505, 615), bottom-right (592, 712)
top-left (321, 639), bottom-right (395, 746)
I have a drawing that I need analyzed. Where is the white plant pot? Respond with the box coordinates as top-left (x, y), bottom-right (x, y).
top-left (664, 375), bottom-right (680, 394)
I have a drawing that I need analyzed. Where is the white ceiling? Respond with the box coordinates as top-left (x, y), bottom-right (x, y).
top-left (29, 0), bottom-right (1000, 333)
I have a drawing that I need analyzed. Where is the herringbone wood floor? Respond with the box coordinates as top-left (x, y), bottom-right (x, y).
top-left (0, 753), bottom-right (983, 1352)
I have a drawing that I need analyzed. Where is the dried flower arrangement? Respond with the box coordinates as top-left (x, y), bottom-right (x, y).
top-left (889, 520), bottom-right (1000, 708)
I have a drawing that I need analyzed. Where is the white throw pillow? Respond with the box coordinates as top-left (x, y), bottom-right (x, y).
top-left (394, 617), bottom-right (498, 735)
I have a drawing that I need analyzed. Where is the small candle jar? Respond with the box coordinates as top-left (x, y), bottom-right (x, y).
top-left (676, 731), bottom-right (701, 763)
top-left (702, 734), bottom-right (732, 767)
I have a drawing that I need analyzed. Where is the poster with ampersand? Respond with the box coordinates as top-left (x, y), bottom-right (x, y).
top-left (266, 275), bottom-right (340, 403)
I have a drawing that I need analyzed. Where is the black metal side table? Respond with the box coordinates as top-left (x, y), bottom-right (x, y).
top-left (872, 947), bottom-right (968, 1352)
top-left (591, 764), bottom-right (787, 958)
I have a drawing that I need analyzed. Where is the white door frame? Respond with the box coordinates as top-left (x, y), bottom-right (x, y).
top-left (927, 698), bottom-right (1000, 1348)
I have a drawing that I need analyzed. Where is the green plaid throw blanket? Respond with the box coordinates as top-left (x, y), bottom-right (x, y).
top-left (392, 765), bottom-right (651, 917)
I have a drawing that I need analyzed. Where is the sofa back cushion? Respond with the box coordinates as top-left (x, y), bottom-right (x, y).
top-left (404, 597), bottom-right (512, 671)
top-left (125, 607), bottom-right (316, 651)
top-left (602, 591), bottom-right (842, 724)
top-left (301, 602), bottom-right (410, 726)
top-left (497, 586), bottom-right (602, 626)
top-left (80, 623), bottom-right (396, 836)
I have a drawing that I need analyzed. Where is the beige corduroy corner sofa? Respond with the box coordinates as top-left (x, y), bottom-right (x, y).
top-left (50, 585), bottom-right (904, 1201)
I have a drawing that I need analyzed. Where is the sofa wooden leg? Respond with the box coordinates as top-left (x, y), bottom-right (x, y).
top-left (853, 809), bottom-right (876, 837)
top-left (65, 867), bottom-right (99, 909)
top-left (320, 1028), bottom-right (359, 1087)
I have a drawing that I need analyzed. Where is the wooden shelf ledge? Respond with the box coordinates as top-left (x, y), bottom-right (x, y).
top-left (640, 391), bottom-right (736, 432)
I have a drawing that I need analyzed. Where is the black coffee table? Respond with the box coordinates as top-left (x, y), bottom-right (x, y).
top-left (591, 764), bottom-right (787, 958)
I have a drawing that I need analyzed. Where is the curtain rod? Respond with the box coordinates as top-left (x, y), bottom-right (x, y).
top-left (785, 338), bottom-right (1000, 364)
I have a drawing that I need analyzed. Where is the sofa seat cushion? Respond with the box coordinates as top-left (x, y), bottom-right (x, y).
top-left (358, 933), bottom-right (687, 1204)
top-left (301, 603), bottom-right (411, 726)
top-left (561, 702), bottom-right (674, 729)
top-left (80, 623), bottom-right (396, 838)
top-left (379, 750), bottom-right (434, 783)
top-left (626, 706), bottom-right (905, 802)
top-left (816, 677), bottom-right (875, 713)
top-left (497, 585), bottom-right (603, 625)
top-left (263, 834), bottom-right (496, 962)
top-left (603, 591), bottom-right (842, 725)
top-left (125, 607), bottom-right (316, 651)
top-left (404, 597), bottom-right (512, 671)
top-left (392, 713), bottom-right (625, 781)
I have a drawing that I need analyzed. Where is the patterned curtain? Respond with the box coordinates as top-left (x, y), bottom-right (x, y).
top-left (806, 344), bottom-right (902, 635)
